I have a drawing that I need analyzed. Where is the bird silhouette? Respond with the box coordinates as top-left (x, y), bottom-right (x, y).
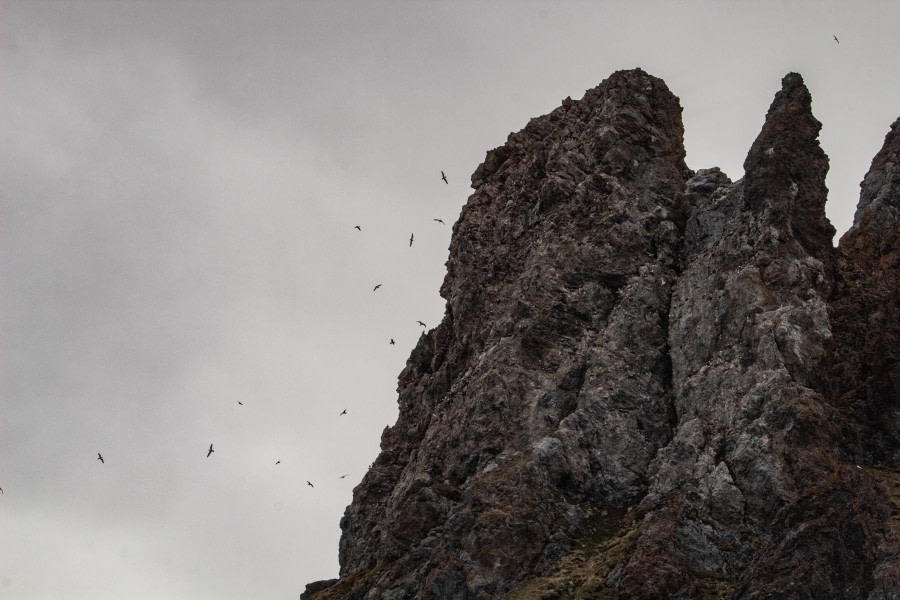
top-left (0, 487), bottom-right (3, 494)
top-left (417, 320), bottom-right (426, 328)
top-left (433, 218), bottom-right (444, 224)
top-left (373, 284), bottom-right (382, 292)
top-left (833, 34), bottom-right (839, 43)
top-left (409, 233), bottom-right (414, 247)
top-left (339, 474), bottom-right (350, 479)
top-left (354, 225), bottom-right (361, 231)
top-left (441, 171), bottom-right (448, 184)
top-left (340, 409), bottom-right (347, 416)
top-left (275, 460), bottom-right (281, 465)
top-left (237, 401), bottom-right (243, 406)
top-left (307, 481), bottom-right (314, 488)
top-left (97, 453), bottom-right (104, 464)
top-left (390, 339), bottom-right (395, 345)
top-left (207, 444), bottom-right (214, 458)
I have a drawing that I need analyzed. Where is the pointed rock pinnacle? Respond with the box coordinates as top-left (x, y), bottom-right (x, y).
top-left (743, 72), bottom-right (835, 259)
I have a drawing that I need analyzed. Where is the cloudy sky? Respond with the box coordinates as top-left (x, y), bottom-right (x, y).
top-left (1, 1), bottom-right (898, 598)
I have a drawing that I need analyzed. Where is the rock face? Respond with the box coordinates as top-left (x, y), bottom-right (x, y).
top-left (304, 70), bottom-right (900, 599)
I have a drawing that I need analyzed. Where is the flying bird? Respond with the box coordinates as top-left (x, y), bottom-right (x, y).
top-left (0, 487), bottom-right (3, 494)
top-left (339, 474), bottom-right (350, 479)
top-left (441, 171), bottom-right (448, 184)
top-left (409, 233), bottom-right (414, 247)
top-left (433, 218), bottom-right (444, 224)
top-left (275, 461), bottom-right (281, 465)
top-left (390, 339), bottom-right (395, 345)
top-left (417, 320), bottom-right (426, 328)
top-left (340, 409), bottom-right (347, 416)
top-left (373, 284), bottom-right (382, 292)
top-left (97, 453), bottom-right (104, 464)
top-left (207, 444), bottom-right (214, 458)
top-left (307, 481), bottom-right (314, 488)
top-left (354, 225), bottom-right (361, 231)
top-left (833, 34), bottom-right (839, 44)
top-left (237, 401), bottom-right (243, 406)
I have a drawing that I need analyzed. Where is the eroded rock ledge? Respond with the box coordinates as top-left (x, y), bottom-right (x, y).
top-left (304, 70), bottom-right (900, 599)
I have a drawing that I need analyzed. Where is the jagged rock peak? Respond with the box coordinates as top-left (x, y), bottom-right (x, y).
top-left (743, 72), bottom-right (835, 258)
top-left (469, 67), bottom-right (688, 190)
top-left (763, 72), bottom-right (812, 121)
top-left (840, 117), bottom-right (900, 277)
top-left (827, 120), bottom-right (900, 465)
top-left (303, 71), bottom-right (900, 600)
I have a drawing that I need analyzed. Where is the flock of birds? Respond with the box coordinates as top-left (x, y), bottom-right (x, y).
top-left (69, 170), bottom-right (455, 493)
top-left (364, 172), bottom-right (449, 342)
top-left (0, 32), bottom-right (847, 497)
top-left (0, 28), bottom-right (847, 493)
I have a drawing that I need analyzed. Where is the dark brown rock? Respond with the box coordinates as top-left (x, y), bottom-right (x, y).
top-left (742, 73), bottom-right (836, 260)
top-left (841, 117), bottom-right (900, 280)
top-left (300, 579), bottom-right (338, 599)
top-left (304, 71), bottom-right (900, 599)
top-left (828, 117), bottom-right (900, 478)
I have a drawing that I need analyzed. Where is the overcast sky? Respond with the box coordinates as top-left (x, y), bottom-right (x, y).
top-left (1, 1), bottom-right (898, 598)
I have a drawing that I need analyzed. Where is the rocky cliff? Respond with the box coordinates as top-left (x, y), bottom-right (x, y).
top-left (304, 69), bottom-right (900, 599)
